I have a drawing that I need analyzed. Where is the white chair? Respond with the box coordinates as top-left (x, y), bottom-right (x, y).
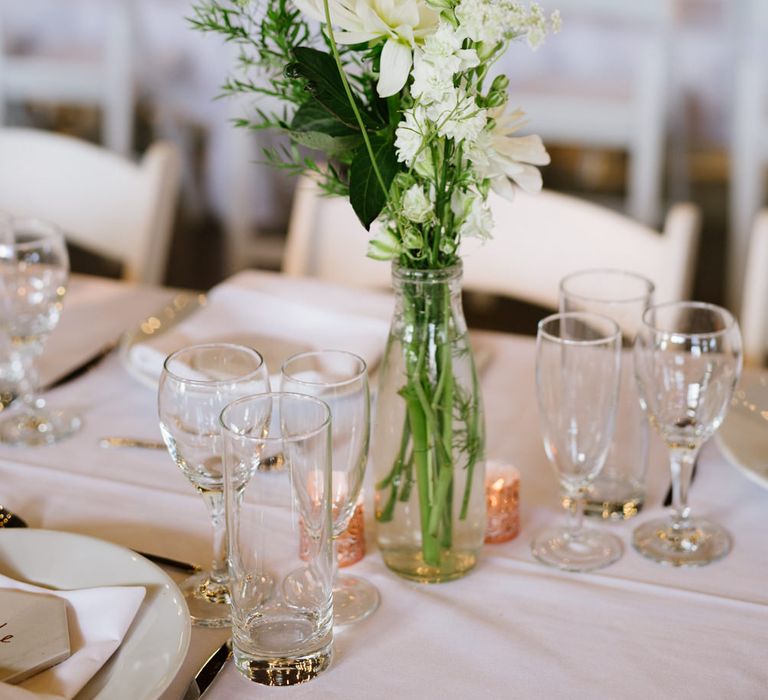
top-left (284, 175), bottom-right (700, 307)
top-left (0, 128), bottom-right (180, 285)
top-left (740, 210), bottom-right (768, 367)
top-left (0, 1), bottom-right (135, 156)
top-left (498, 0), bottom-right (673, 227)
top-left (729, 0), bottom-right (768, 311)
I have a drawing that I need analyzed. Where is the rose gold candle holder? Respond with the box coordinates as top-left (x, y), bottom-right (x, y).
top-left (300, 503), bottom-right (366, 567)
top-left (485, 464), bottom-right (520, 544)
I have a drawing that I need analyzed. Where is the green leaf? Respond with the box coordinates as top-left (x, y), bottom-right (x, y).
top-left (291, 101), bottom-right (356, 137)
top-left (288, 47), bottom-right (381, 131)
top-left (289, 129), bottom-right (362, 157)
top-left (349, 134), bottom-right (399, 230)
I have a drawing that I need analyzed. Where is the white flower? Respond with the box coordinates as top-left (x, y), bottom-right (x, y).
top-left (465, 107), bottom-right (550, 199)
top-left (402, 184), bottom-right (433, 223)
top-left (433, 93), bottom-right (487, 144)
top-left (422, 23), bottom-right (479, 70)
top-left (410, 52), bottom-right (455, 104)
top-left (454, 0), bottom-right (554, 49)
top-left (293, 0), bottom-right (439, 97)
top-left (451, 190), bottom-right (494, 240)
top-left (411, 23), bottom-right (480, 103)
top-left (394, 106), bottom-right (427, 166)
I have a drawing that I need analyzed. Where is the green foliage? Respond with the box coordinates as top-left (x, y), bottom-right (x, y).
top-left (349, 134), bottom-right (399, 229)
top-left (288, 48), bottom-right (383, 131)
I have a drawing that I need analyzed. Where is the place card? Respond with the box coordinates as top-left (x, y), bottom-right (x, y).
top-left (0, 589), bottom-right (71, 684)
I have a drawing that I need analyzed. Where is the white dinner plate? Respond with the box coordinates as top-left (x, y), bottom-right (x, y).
top-left (0, 529), bottom-right (191, 700)
top-left (715, 367), bottom-right (768, 490)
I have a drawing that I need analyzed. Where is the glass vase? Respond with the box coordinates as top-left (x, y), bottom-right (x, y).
top-left (373, 263), bottom-right (486, 583)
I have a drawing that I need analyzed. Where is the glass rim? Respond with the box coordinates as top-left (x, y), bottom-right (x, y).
top-left (1, 217), bottom-right (65, 251)
top-left (392, 262), bottom-right (462, 283)
top-left (559, 268), bottom-right (655, 304)
top-left (219, 391), bottom-right (332, 443)
top-left (537, 311), bottom-right (621, 346)
top-left (162, 342), bottom-right (266, 386)
top-left (641, 301), bottom-right (739, 338)
top-left (280, 349), bottom-right (367, 388)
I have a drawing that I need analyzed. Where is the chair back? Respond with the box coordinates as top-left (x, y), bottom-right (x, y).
top-left (284, 176), bottom-right (700, 309)
top-left (741, 210), bottom-right (768, 366)
top-left (0, 1), bottom-right (135, 155)
top-left (496, 0), bottom-right (673, 227)
top-left (0, 127), bottom-right (180, 284)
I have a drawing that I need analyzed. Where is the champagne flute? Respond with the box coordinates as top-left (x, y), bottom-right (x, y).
top-left (281, 350), bottom-right (380, 625)
top-left (0, 218), bottom-right (80, 445)
top-left (159, 343), bottom-right (270, 626)
top-left (532, 312), bottom-right (623, 572)
top-left (633, 301), bottom-right (742, 566)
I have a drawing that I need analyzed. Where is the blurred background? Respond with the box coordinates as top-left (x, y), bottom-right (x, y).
top-left (1, 0), bottom-right (765, 334)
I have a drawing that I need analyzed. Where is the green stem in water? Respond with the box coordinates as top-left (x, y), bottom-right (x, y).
top-left (406, 394), bottom-right (439, 566)
top-left (321, 0), bottom-right (388, 198)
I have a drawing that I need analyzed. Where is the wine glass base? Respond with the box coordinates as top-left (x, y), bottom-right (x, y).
top-left (180, 571), bottom-right (231, 628)
top-left (531, 525), bottom-right (623, 572)
top-left (0, 407), bottom-right (81, 446)
top-left (632, 517), bottom-right (731, 567)
top-left (333, 573), bottom-right (380, 625)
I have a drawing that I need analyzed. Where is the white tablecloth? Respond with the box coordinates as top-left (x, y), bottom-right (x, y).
top-left (0, 272), bottom-right (766, 699)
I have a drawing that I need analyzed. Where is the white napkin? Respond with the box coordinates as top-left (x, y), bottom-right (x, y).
top-left (0, 574), bottom-right (145, 700)
top-left (127, 278), bottom-right (390, 384)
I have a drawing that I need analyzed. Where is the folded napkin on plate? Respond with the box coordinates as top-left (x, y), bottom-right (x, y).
top-left (128, 279), bottom-right (390, 384)
top-left (0, 574), bottom-right (145, 700)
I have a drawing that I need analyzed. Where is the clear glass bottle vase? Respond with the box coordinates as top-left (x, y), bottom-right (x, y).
top-left (373, 263), bottom-right (486, 583)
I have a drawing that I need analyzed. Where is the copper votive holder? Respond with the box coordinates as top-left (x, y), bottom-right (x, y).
top-left (485, 464), bottom-right (520, 544)
top-left (300, 503), bottom-right (366, 567)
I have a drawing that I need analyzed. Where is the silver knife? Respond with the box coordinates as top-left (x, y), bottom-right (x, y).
top-left (183, 640), bottom-right (232, 700)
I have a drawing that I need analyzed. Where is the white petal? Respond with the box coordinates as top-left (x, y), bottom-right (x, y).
top-left (495, 134), bottom-right (551, 166)
top-left (510, 164), bottom-right (544, 193)
top-left (491, 176), bottom-right (517, 201)
top-left (377, 40), bottom-right (413, 97)
top-left (335, 30), bottom-right (380, 44)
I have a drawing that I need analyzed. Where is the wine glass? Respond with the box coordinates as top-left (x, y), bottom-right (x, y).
top-left (158, 343), bottom-right (270, 627)
top-left (532, 312), bottom-right (623, 572)
top-left (280, 349), bottom-right (380, 625)
top-left (0, 217), bottom-right (80, 445)
top-left (632, 301), bottom-right (742, 566)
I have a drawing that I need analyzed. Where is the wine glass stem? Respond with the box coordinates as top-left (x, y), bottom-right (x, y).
top-left (17, 353), bottom-right (42, 411)
top-left (565, 491), bottom-right (585, 538)
top-left (331, 537), bottom-right (341, 587)
top-left (669, 447), bottom-right (697, 529)
top-left (201, 490), bottom-right (227, 584)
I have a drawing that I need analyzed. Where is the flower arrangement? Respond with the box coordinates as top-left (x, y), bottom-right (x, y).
top-left (193, 0), bottom-right (558, 581)
top-left (192, 0), bottom-right (557, 261)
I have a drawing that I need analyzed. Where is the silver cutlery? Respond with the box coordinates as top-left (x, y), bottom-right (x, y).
top-left (98, 436), bottom-right (166, 450)
top-left (183, 640), bottom-right (232, 700)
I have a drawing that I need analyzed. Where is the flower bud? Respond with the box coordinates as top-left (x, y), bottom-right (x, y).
top-left (490, 75), bottom-right (509, 93)
top-left (484, 91), bottom-right (506, 108)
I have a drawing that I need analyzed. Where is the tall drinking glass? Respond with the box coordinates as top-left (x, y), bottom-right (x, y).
top-left (0, 218), bottom-right (80, 445)
top-left (532, 312), bottom-right (623, 572)
top-left (158, 343), bottom-right (270, 626)
top-left (633, 301), bottom-right (742, 566)
top-left (280, 350), bottom-right (379, 625)
top-left (221, 393), bottom-right (334, 686)
top-left (559, 269), bottom-right (655, 519)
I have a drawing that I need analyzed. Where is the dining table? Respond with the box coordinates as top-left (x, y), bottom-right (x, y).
top-left (0, 270), bottom-right (766, 700)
